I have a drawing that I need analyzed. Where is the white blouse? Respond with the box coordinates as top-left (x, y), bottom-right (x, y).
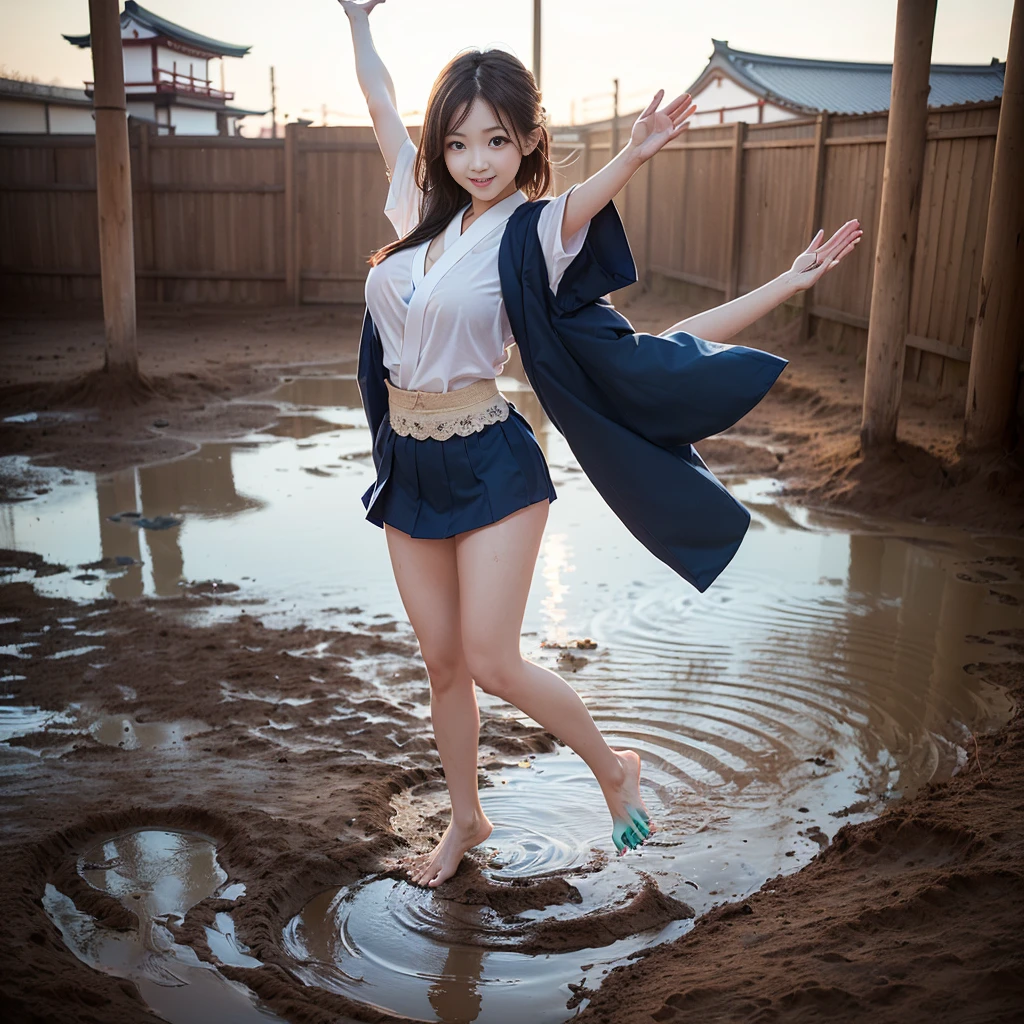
top-left (364, 135), bottom-right (590, 393)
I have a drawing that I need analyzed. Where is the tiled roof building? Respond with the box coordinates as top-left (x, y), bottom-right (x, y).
top-left (687, 39), bottom-right (1006, 125)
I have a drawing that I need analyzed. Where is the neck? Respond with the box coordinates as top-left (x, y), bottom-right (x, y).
top-left (466, 180), bottom-right (520, 220)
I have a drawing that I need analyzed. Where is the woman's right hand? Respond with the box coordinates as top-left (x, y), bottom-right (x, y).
top-left (337, 0), bottom-right (387, 17)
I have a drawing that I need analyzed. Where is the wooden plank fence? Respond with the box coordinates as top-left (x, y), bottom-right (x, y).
top-left (0, 98), bottom-right (1006, 394)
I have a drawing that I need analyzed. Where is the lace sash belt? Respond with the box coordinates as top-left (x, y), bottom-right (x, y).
top-left (385, 377), bottom-right (509, 442)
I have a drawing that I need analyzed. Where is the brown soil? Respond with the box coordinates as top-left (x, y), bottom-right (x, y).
top-left (1, 297), bottom-right (1022, 1023)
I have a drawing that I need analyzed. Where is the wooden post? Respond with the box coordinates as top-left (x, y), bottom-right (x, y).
top-left (270, 66), bottom-right (277, 139)
top-left (532, 0), bottom-right (542, 92)
top-left (964, 0), bottom-right (1024, 450)
top-left (642, 149), bottom-right (654, 292)
top-left (800, 111), bottom-right (830, 342)
top-left (136, 121), bottom-right (156, 288)
top-left (284, 120), bottom-right (299, 305)
top-left (860, 0), bottom-right (937, 450)
top-left (611, 77), bottom-right (620, 158)
top-left (89, 0), bottom-right (138, 374)
top-left (725, 120), bottom-right (746, 301)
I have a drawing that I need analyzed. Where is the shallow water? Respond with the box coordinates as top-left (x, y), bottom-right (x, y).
top-left (5, 367), bottom-right (1023, 1022)
top-left (43, 828), bottom-right (280, 1022)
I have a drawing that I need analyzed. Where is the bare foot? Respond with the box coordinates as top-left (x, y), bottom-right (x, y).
top-left (401, 814), bottom-right (494, 888)
top-left (602, 749), bottom-right (655, 855)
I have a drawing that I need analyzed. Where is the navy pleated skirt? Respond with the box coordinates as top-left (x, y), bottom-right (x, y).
top-left (360, 399), bottom-right (557, 539)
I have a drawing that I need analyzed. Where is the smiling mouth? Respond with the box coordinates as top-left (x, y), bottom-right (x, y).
top-left (470, 176), bottom-right (494, 185)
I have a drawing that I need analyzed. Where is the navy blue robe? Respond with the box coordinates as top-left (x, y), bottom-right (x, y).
top-left (357, 195), bottom-right (788, 593)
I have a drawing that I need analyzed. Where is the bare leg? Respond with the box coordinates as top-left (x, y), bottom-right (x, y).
top-left (383, 524), bottom-right (493, 886)
top-left (455, 500), bottom-right (653, 854)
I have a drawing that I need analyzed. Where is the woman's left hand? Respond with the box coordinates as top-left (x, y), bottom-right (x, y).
top-left (627, 89), bottom-right (697, 163)
top-left (788, 220), bottom-right (863, 290)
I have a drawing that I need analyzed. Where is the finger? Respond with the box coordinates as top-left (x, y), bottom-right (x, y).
top-left (672, 103), bottom-right (698, 127)
top-left (833, 237), bottom-right (862, 264)
top-left (817, 224), bottom-right (860, 260)
top-left (802, 229), bottom-right (824, 254)
top-left (823, 228), bottom-right (863, 263)
top-left (663, 91), bottom-right (693, 116)
top-left (640, 89), bottom-right (665, 119)
top-left (822, 220), bottom-right (861, 250)
top-left (823, 237), bottom-right (861, 273)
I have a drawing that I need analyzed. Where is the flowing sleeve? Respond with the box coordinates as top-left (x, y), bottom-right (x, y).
top-left (535, 183), bottom-right (590, 295)
top-left (539, 190), bottom-right (639, 314)
top-left (383, 135), bottom-right (420, 238)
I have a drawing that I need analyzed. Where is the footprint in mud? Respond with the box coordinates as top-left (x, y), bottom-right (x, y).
top-left (43, 828), bottom-right (280, 1023)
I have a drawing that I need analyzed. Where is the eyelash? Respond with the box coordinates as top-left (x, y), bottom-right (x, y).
top-left (447, 137), bottom-right (510, 151)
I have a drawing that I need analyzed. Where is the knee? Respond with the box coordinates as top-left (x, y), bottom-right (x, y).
top-left (464, 648), bottom-right (521, 699)
top-left (420, 647), bottom-right (470, 693)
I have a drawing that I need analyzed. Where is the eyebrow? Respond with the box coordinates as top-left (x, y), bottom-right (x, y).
top-left (446, 126), bottom-right (507, 136)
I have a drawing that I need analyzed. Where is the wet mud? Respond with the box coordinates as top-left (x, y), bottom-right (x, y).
top-left (2, 298), bottom-right (1023, 1022)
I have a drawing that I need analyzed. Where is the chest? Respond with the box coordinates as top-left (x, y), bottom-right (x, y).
top-left (423, 207), bottom-right (473, 275)
top-left (367, 215), bottom-right (505, 312)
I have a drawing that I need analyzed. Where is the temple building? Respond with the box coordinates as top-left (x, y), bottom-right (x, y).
top-left (61, 1), bottom-right (265, 136)
top-left (686, 39), bottom-right (1006, 125)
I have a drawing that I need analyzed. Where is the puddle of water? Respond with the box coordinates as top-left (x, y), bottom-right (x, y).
top-left (0, 702), bottom-right (210, 757)
top-left (0, 704), bottom-right (78, 744)
top-left (89, 715), bottom-right (212, 751)
top-left (284, 750), bottom-right (696, 1023)
top-left (6, 369), bottom-right (1024, 1022)
top-left (205, 912), bottom-right (263, 969)
top-left (43, 829), bottom-right (280, 1023)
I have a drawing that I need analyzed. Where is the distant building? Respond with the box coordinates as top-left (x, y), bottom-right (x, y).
top-left (686, 39), bottom-right (1006, 125)
top-left (60, 0), bottom-right (266, 136)
top-left (0, 78), bottom-right (95, 134)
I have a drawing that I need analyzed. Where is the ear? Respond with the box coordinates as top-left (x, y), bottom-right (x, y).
top-left (522, 126), bottom-right (543, 156)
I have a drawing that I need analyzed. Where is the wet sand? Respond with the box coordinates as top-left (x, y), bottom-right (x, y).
top-left (1, 296), bottom-right (1022, 1022)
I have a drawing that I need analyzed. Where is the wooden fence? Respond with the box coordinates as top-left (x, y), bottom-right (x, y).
top-left (0, 99), bottom-right (1003, 393)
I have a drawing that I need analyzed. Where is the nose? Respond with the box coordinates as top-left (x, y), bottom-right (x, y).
top-left (468, 146), bottom-right (492, 175)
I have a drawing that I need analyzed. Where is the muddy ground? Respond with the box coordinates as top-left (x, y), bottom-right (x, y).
top-left (1, 295), bottom-right (1022, 1023)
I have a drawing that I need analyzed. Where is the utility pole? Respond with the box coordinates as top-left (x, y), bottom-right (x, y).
top-left (611, 77), bottom-right (620, 155)
top-left (860, 0), bottom-right (937, 451)
top-left (270, 65), bottom-right (277, 139)
top-left (88, 0), bottom-right (138, 377)
top-left (964, 0), bottom-right (1024, 451)
top-left (533, 0), bottom-right (541, 91)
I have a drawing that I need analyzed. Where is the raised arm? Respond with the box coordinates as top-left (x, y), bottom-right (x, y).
top-left (662, 220), bottom-right (863, 343)
top-left (338, 0), bottom-right (410, 179)
top-left (560, 88), bottom-right (696, 247)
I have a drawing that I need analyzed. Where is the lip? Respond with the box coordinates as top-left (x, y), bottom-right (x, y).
top-left (469, 176), bottom-right (495, 187)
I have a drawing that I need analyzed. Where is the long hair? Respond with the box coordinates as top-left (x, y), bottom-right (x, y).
top-left (368, 48), bottom-right (553, 268)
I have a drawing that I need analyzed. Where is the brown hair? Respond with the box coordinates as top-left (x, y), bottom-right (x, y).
top-left (368, 47), bottom-right (553, 268)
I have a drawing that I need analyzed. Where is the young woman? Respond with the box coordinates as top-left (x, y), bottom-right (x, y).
top-left (339, 0), bottom-right (861, 889)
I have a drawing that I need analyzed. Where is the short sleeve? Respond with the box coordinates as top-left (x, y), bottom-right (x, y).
top-left (383, 135), bottom-right (420, 238)
top-left (536, 183), bottom-right (590, 295)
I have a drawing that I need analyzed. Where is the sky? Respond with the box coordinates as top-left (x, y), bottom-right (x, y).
top-left (0, 0), bottom-right (1014, 131)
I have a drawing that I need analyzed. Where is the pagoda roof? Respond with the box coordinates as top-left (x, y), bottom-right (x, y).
top-left (688, 39), bottom-right (1005, 115)
top-left (63, 1), bottom-right (251, 59)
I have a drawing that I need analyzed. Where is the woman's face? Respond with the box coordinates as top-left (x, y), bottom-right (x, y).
top-left (443, 97), bottom-right (537, 204)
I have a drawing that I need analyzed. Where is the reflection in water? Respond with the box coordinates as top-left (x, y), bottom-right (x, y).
top-left (43, 829), bottom-right (280, 1023)
top-left (96, 471), bottom-right (143, 601)
top-left (539, 530), bottom-right (572, 642)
